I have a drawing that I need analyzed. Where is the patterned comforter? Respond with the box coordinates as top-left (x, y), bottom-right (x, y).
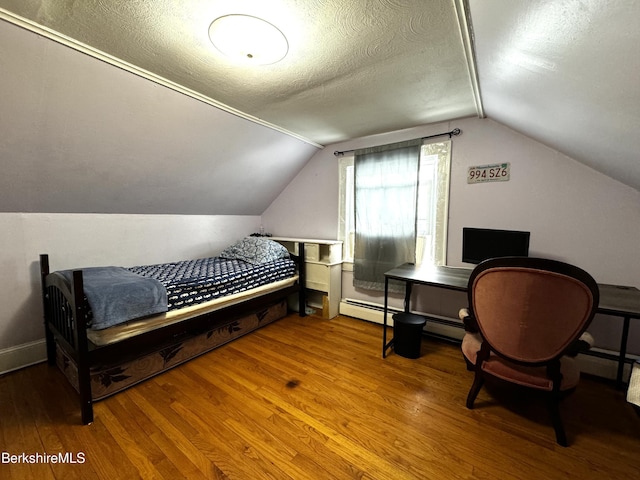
top-left (128, 257), bottom-right (296, 311)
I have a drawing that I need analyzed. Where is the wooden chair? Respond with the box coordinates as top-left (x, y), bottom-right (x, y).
top-left (460, 257), bottom-right (599, 446)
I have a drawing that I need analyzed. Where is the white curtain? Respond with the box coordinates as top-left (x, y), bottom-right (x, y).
top-left (354, 139), bottom-right (421, 291)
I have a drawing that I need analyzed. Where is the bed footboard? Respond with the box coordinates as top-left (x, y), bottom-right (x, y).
top-left (40, 254), bottom-right (94, 424)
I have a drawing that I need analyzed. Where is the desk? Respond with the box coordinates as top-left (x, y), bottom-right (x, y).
top-left (382, 263), bottom-right (640, 388)
top-left (382, 264), bottom-right (470, 358)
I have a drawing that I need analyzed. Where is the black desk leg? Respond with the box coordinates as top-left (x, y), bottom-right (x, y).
top-left (383, 277), bottom-right (390, 358)
top-left (404, 281), bottom-right (412, 313)
top-left (617, 316), bottom-right (631, 389)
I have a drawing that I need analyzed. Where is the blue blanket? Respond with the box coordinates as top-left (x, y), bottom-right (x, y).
top-left (59, 267), bottom-right (168, 330)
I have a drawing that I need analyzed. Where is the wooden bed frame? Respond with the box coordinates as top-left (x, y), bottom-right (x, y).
top-left (39, 243), bottom-right (306, 425)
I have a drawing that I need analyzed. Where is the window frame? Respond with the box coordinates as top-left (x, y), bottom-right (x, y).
top-left (338, 140), bottom-right (451, 268)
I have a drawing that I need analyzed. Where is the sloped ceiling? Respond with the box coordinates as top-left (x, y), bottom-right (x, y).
top-left (0, 0), bottom-right (482, 215)
top-left (0, 18), bottom-right (320, 215)
top-left (0, 0), bottom-right (638, 216)
top-left (469, 0), bottom-right (640, 191)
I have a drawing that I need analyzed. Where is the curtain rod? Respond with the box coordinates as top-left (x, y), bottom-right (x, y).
top-left (333, 128), bottom-right (461, 156)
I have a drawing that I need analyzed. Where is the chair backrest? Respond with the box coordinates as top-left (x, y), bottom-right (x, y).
top-left (468, 257), bottom-right (599, 364)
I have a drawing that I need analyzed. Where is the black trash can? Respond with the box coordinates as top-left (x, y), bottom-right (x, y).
top-left (393, 313), bottom-right (427, 359)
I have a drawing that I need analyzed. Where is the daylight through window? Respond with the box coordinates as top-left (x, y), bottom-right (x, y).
top-left (339, 140), bottom-right (451, 267)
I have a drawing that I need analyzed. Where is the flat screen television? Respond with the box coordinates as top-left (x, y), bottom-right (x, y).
top-left (462, 227), bottom-right (530, 264)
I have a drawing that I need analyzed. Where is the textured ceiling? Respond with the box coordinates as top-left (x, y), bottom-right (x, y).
top-left (0, 0), bottom-right (479, 146)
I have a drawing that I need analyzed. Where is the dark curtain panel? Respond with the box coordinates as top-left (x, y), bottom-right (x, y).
top-left (354, 140), bottom-right (421, 291)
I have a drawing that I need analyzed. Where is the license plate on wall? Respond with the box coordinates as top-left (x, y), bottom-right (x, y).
top-left (467, 163), bottom-right (510, 184)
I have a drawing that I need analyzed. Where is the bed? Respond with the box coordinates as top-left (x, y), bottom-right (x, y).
top-left (39, 237), bottom-right (307, 424)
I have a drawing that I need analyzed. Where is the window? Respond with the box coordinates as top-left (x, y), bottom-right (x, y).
top-left (339, 140), bottom-right (451, 267)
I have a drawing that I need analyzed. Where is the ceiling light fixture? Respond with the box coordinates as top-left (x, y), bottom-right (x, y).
top-left (208, 14), bottom-right (289, 65)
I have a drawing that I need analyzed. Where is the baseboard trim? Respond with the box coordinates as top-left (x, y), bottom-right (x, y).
top-left (0, 339), bottom-right (47, 376)
top-left (339, 300), bottom-right (631, 382)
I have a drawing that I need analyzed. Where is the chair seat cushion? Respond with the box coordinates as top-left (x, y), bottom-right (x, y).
top-left (462, 333), bottom-right (580, 391)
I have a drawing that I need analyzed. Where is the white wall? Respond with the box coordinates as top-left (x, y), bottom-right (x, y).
top-left (0, 213), bottom-right (259, 369)
top-left (447, 118), bottom-right (640, 282)
top-left (262, 117), bottom-right (640, 354)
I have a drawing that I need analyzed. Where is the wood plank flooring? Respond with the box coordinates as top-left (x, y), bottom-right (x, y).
top-left (1, 314), bottom-right (639, 479)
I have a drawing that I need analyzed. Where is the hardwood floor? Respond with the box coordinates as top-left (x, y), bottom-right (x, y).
top-left (1, 313), bottom-right (639, 479)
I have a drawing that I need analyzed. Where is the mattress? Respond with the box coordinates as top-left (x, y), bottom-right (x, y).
top-left (78, 255), bottom-right (297, 344)
top-left (87, 275), bottom-right (298, 346)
